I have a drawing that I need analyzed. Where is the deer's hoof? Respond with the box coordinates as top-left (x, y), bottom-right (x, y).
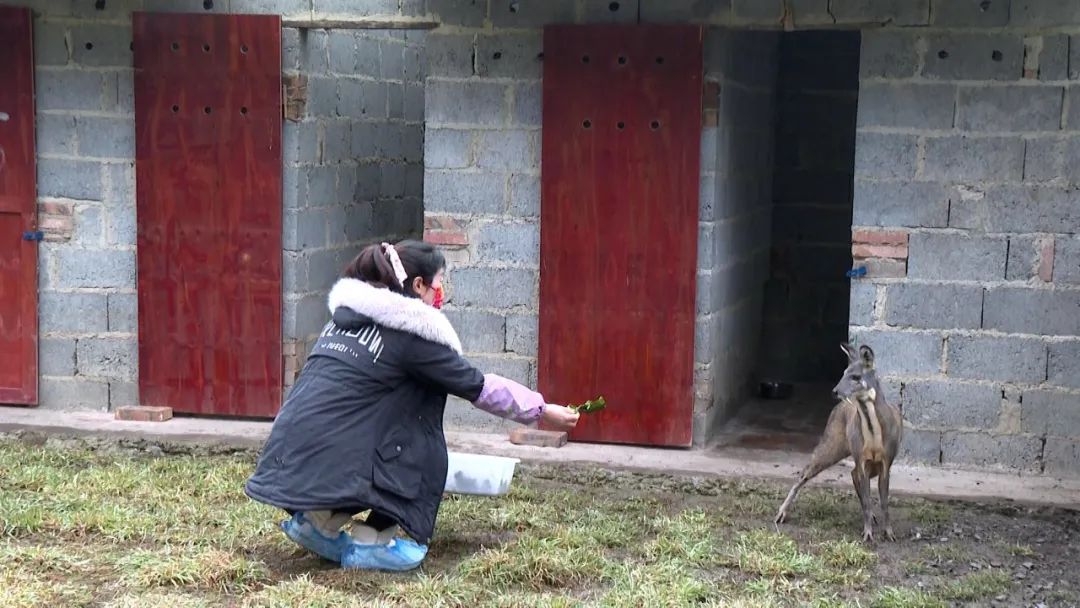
top-left (884, 527), bottom-right (896, 542)
top-left (862, 529), bottom-right (875, 543)
top-left (774, 509), bottom-right (788, 525)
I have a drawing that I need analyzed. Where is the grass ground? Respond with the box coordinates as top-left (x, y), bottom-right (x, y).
top-left (0, 435), bottom-right (1077, 607)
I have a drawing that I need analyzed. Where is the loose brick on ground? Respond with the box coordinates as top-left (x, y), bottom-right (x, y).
top-left (114, 406), bottom-right (173, 422)
top-left (509, 428), bottom-right (568, 448)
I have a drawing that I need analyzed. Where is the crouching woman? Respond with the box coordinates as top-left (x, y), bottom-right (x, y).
top-left (245, 240), bottom-right (579, 572)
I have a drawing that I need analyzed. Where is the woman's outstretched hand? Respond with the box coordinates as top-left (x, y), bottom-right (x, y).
top-left (540, 404), bottom-right (580, 431)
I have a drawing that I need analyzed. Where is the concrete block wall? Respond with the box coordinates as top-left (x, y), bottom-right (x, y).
top-left (758, 31), bottom-right (859, 384)
top-left (24, 0), bottom-right (144, 411)
top-left (281, 27), bottom-right (426, 385)
top-left (695, 30), bottom-right (779, 444)
top-left (420, 22), bottom-right (544, 433)
top-left (849, 21), bottom-right (1080, 475)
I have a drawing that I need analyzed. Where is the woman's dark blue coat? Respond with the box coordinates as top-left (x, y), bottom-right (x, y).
top-left (245, 278), bottom-right (484, 544)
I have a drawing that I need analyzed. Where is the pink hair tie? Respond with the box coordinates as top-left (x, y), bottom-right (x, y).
top-left (381, 242), bottom-right (408, 287)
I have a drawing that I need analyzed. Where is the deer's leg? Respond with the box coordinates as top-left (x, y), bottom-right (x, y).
top-left (852, 465), bottom-right (874, 543)
top-left (877, 462), bottom-right (895, 541)
top-left (775, 431), bottom-right (849, 525)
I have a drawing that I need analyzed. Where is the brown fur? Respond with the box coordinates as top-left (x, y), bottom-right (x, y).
top-left (774, 344), bottom-right (904, 542)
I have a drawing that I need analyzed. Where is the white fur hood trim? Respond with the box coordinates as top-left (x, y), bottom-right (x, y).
top-left (327, 278), bottom-right (463, 354)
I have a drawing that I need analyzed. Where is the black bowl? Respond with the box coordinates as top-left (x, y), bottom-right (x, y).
top-left (759, 381), bottom-right (793, 400)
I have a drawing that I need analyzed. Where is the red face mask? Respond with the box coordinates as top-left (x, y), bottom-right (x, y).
top-left (432, 285), bottom-right (444, 310)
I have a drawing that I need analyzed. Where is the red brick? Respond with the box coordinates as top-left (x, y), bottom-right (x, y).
top-left (781, 2), bottom-right (795, 30)
top-left (283, 360), bottom-right (302, 385)
top-left (281, 339), bottom-right (301, 357)
top-left (39, 215), bottom-right (73, 239)
top-left (282, 339), bottom-right (305, 386)
top-left (1038, 236), bottom-right (1055, 282)
top-left (282, 73), bottom-right (308, 122)
top-left (39, 215), bottom-right (71, 228)
top-left (851, 228), bottom-right (909, 246)
top-left (283, 354), bottom-right (300, 373)
top-left (40, 219), bottom-right (73, 242)
top-left (425, 230), bottom-right (469, 247)
top-left (702, 81), bottom-right (720, 110)
top-left (39, 201), bottom-right (73, 216)
top-left (424, 216), bottom-right (469, 248)
top-left (424, 216), bottom-right (465, 231)
top-left (114, 405), bottom-right (173, 422)
top-left (509, 428), bottom-right (567, 448)
top-left (854, 257), bottom-right (907, 278)
top-left (852, 243), bottom-right (908, 259)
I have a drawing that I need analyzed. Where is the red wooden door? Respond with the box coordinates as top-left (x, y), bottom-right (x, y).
top-left (133, 13), bottom-right (282, 417)
top-left (0, 6), bottom-right (38, 406)
top-left (538, 25), bottom-right (702, 447)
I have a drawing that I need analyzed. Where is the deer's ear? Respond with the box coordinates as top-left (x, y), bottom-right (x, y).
top-left (841, 343), bottom-right (858, 362)
top-left (859, 344), bottom-right (875, 368)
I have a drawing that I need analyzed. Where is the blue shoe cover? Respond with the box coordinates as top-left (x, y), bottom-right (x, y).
top-left (341, 537), bottom-right (429, 572)
top-left (280, 513), bottom-right (352, 562)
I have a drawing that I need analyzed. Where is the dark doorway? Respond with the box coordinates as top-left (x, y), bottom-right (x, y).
top-left (716, 30), bottom-right (861, 451)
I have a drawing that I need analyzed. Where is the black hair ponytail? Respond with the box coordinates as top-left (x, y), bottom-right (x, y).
top-left (343, 239), bottom-right (446, 297)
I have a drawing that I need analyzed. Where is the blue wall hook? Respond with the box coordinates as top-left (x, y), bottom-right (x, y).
top-left (846, 266), bottom-right (867, 279)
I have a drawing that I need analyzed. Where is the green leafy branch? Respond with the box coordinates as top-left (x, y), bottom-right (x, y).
top-left (569, 396), bottom-right (607, 414)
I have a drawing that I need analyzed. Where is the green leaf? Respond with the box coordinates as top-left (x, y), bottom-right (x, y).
top-left (571, 396), bottom-right (606, 414)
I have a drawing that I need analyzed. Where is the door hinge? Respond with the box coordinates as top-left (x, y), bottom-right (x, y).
top-left (22, 230), bottom-right (44, 241)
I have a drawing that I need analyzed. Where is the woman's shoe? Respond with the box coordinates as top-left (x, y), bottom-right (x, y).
top-left (340, 537), bottom-right (429, 572)
top-left (280, 512), bottom-right (352, 562)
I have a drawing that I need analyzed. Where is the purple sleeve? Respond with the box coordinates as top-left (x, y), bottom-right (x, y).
top-left (471, 374), bottom-right (546, 424)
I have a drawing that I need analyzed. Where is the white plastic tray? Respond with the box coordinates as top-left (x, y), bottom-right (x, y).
top-left (443, 451), bottom-right (520, 496)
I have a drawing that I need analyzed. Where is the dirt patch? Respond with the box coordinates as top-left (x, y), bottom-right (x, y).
top-left (521, 463), bottom-right (1080, 607)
